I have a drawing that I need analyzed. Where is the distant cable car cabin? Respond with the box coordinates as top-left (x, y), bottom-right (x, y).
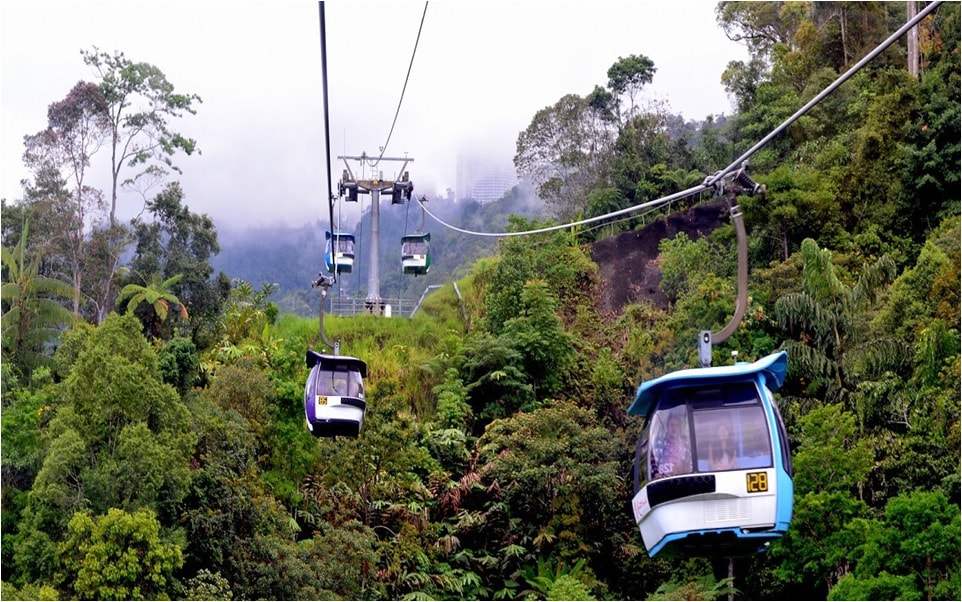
top-left (325, 230), bottom-right (355, 274)
top-left (401, 233), bottom-right (431, 276)
top-left (303, 349), bottom-right (367, 438)
top-left (628, 350), bottom-right (793, 558)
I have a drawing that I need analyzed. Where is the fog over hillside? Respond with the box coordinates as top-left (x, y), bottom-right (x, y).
top-left (212, 182), bottom-right (546, 316)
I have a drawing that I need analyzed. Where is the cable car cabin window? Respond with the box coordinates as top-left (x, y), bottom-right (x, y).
top-left (649, 400), bottom-right (693, 479)
top-left (335, 239), bottom-right (354, 254)
top-left (647, 383), bottom-right (772, 481)
top-left (689, 383), bottom-right (772, 473)
top-left (402, 240), bottom-right (427, 255)
top-left (315, 365), bottom-right (364, 398)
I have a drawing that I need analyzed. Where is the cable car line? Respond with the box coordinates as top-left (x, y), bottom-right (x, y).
top-left (394, 193), bottom-right (414, 298)
top-left (704, 0), bottom-right (943, 190)
top-left (413, 0), bottom-right (943, 241)
top-left (366, 1), bottom-right (429, 170)
top-left (317, 2), bottom-right (337, 283)
top-left (414, 183), bottom-right (712, 238)
top-left (305, 2), bottom-right (371, 440)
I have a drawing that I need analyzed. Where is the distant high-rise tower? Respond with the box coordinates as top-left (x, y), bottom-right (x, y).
top-left (456, 152), bottom-right (518, 204)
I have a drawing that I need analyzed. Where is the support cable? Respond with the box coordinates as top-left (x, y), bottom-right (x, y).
top-left (368, 2), bottom-right (429, 169)
top-left (415, 0), bottom-right (943, 240)
top-left (318, 2), bottom-right (337, 283)
top-left (703, 0), bottom-right (943, 187)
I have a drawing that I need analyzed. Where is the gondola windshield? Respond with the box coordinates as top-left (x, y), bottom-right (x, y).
top-left (644, 382), bottom-right (774, 483)
top-left (313, 362), bottom-right (365, 398)
top-left (401, 237), bottom-right (427, 256)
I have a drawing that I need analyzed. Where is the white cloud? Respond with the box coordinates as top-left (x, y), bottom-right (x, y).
top-left (1, 0), bottom-right (748, 230)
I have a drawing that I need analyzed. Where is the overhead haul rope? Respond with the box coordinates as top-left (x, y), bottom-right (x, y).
top-left (311, 0), bottom-right (340, 351)
top-left (318, 2), bottom-right (338, 284)
top-left (394, 197), bottom-right (414, 302)
top-left (367, 2), bottom-right (429, 170)
top-left (415, 0), bottom-right (943, 239)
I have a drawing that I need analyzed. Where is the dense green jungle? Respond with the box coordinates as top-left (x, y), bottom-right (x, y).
top-left (2, 2), bottom-right (960, 600)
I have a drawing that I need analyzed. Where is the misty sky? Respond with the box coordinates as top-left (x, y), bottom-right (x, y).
top-left (1, 0), bottom-right (750, 232)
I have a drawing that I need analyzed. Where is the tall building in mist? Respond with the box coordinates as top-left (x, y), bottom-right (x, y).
top-left (455, 152), bottom-right (518, 204)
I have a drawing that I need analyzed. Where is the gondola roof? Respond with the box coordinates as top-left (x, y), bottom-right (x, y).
top-left (306, 348), bottom-right (367, 376)
top-left (628, 350), bottom-right (788, 417)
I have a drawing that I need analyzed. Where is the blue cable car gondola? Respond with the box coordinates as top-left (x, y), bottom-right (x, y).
top-left (303, 348), bottom-right (367, 438)
top-left (628, 350), bottom-right (793, 558)
top-left (401, 232), bottom-right (431, 276)
top-left (325, 230), bottom-right (355, 274)
top-left (627, 164), bottom-right (790, 558)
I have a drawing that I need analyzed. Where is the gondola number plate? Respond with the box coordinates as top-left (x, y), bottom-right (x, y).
top-left (317, 396), bottom-right (329, 406)
top-left (746, 471), bottom-right (768, 493)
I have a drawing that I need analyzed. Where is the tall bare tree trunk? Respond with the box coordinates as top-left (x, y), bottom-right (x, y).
top-left (907, 1), bottom-right (920, 78)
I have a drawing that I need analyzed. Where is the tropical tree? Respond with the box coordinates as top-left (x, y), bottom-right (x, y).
top-left (500, 279), bottom-right (576, 400)
top-left (477, 401), bottom-right (624, 566)
top-left (21, 81), bottom-right (110, 316)
top-left (773, 238), bottom-right (898, 413)
top-left (1, 222), bottom-right (75, 375)
top-left (116, 272), bottom-right (188, 339)
top-left (74, 47), bottom-right (201, 324)
top-left (716, 1), bottom-right (806, 60)
top-left (56, 507), bottom-right (183, 600)
top-left (769, 403), bottom-right (873, 599)
top-left (514, 93), bottom-right (615, 219)
top-left (126, 182), bottom-right (228, 347)
top-left (11, 313), bottom-right (194, 587)
top-left (827, 490), bottom-right (961, 601)
top-left (79, 47), bottom-right (201, 227)
top-left (606, 54), bottom-right (656, 120)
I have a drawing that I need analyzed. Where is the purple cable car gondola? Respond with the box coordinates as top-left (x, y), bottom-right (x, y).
top-left (304, 349), bottom-right (367, 438)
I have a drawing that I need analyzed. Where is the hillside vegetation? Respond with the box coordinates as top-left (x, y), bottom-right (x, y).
top-left (2, 2), bottom-right (960, 600)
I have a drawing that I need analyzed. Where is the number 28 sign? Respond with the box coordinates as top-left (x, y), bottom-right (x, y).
top-left (746, 471), bottom-right (769, 493)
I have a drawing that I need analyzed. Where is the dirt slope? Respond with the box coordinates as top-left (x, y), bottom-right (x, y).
top-left (589, 198), bottom-right (730, 315)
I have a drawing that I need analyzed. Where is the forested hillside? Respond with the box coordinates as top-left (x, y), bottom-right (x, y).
top-left (2, 2), bottom-right (960, 601)
top-left (211, 183), bottom-right (544, 317)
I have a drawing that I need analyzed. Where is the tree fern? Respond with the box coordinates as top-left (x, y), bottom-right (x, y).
top-left (116, 272), bottom-right (188, 338)
top-left (1, 221), bottom-right (75, 374)
top-left (775, 238), bottom-right (903, 417)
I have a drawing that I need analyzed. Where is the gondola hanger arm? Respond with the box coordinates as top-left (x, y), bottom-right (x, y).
top-left (311, 273), bottom-right (339, 355)
top-left (699, 163), bottom-right (765, 368)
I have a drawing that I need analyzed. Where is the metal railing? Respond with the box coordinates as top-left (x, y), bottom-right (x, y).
top-left (326, 295), bottom-right (418, 318)
top-left (324, 282), bottom-right (466, 321)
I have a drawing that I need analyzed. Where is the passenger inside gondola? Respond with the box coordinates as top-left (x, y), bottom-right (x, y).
top-left (651, 414), bottom-right (692, 478)
top-left (709, 422), bottom-right (738, 470)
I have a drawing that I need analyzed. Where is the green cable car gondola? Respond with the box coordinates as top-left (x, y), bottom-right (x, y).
top-left (401, 232), bottom-right (431, 276)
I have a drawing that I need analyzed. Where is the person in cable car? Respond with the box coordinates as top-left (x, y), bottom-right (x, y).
top-left (708, 422), bottom-right (738, 471)
top-left (651, 412), bottom-right (692, 479)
